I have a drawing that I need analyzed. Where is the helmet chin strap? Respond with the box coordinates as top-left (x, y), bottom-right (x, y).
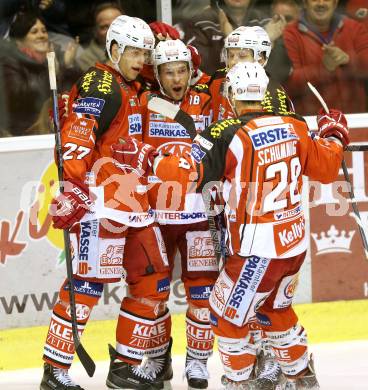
top-left (107, 46), bottom-right (123, 74)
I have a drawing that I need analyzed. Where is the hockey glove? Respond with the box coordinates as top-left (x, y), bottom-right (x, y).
top-left (51, 179), bottom-right (94, 230)
top-left (317, 108), bottom-right (350, 149)
top-left (149, 21), bottom-right (180, 40)
top-left (49, 92), bottom-right (70, 129)
top-left (188, 45), bottom-right (201, 76)
top-left (112, 137), bottom-right (158, 177)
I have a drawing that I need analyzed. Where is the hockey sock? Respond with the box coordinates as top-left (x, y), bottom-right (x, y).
top-left (116, 297), bottom-right (168, 364)
top-left (186, 313), bottom-right (214, 361)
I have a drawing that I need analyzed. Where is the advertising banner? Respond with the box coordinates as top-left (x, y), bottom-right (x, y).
top-left (0, 141), bottom-right (202, 329)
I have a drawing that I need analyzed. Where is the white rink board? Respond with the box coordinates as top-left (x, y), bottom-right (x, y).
top-left (1, 340), bottom-right (368, 390)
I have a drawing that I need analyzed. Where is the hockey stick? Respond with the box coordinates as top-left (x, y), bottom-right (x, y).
top-left (47, 52), bottom-right (96, 376)
top-left (148, 97), bottom-right (225, 261)
top-left (307, 82), bottom-right (368, 259)
top-left (346, 144), bottom-right (368, 152)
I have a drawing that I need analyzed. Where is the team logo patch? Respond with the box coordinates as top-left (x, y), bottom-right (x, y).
top-left (191, 143), bottom-right (206, 163)
top-left (273, 274), bottom-right (299, 309)
top-left (157, 277), bottom-right (170, 292)
top-left (66, 303), bottom-right (91, 321)
top-left (256, 312), bottom-right (272, 326)
top-left (65, 280), bottom-right (103, 297)
top-left (194, 134), bottom-right (213, 150)
top-left (274, 215), bottom-right (305, 256)
top-left (128, 114), bottom-right (142, 135)
top-left (274, 205), bottom-right (301, 221)
top-left (73, 97), bottom-right (105, 116)
top-left (189, 285), bottom-right (213, 300)
top-left (69, 118), bottom-right (95, 141)
top-left (209, 312), bottom-right (218, 326)
top-left (100, 244), bottom-right (124, 266)
top-left (209, 271), bottom-right (234, 316)
top-left (187, 231), bottom-right (218, 271)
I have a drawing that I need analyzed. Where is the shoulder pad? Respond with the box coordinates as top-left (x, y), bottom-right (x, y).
top-left (211, 68), bottom-right (227, 80)
top-left (193, 83), bottom-right (210, 94)
top-left (78, 67), bottom-right (118, 97)
top-left (207, 118), bottom-right (242, 139)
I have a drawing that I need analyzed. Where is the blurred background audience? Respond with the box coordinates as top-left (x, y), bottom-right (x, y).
top-left (75, 2), bottom-right (123, 72)
top-left (0, 0), bottom-right (366, 137)
top-left (0, 10), bottom-right (80, 136)
top-left (283, 0), bottom-right (368, 115)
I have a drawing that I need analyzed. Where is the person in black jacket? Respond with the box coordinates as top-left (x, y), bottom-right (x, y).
top-left (0, 11), bottom-right (80, 136)
top-left (175, 0), bottom-right (291, 81)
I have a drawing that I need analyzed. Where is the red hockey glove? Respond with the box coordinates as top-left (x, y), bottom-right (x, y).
top-left (49, 92), bottom-right (70, 129)
top-left (51, 179), bottom-right (94, 230)
top-left (187, 44), bottom-right (201, 76)
top-left (317, 108), bottom-right (350, 149)
top-left (112, 137), bottom-right (158, 176)
top-left (149, 21), bottom-right (180, 40)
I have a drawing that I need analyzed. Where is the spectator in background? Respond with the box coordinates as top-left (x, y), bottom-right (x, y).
top-left (75, 2), bottom-right (123, 72)
top-left (0, 0), bottom-right (58, 37)
top-left (177, 0), bottom-right (291, 82)
top-left (345, 0), bottom-right (368, 29)
top-left (284, 0), bottom-right (368, 115)
top-left (0, 11), bottom-right (80, 136)
top-left (271, 0), bottom-right (301, 23)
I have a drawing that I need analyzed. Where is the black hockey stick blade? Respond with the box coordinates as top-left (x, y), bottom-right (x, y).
top-left (76, 343), bottom-right (96, 377)
top-left (148, 96), bottom-right (197, 140)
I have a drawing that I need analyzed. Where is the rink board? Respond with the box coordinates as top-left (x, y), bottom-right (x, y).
top-left (0, 114), bottom-right (367, 329)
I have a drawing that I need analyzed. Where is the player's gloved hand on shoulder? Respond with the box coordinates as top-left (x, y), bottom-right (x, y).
top-left (51, 179), bottom-right (95, 230)
top-left (187, 45), bottom-right (201, 76)
top-left (317, 108), bottom-right (350, 149)
top-left (112, 137), bottom-right (158, 176)
top-left (149, 21), bottom-right (180, 40)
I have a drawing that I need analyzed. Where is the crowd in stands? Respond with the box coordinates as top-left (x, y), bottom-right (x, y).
top-left (0, 0), bottom-right (367, 137)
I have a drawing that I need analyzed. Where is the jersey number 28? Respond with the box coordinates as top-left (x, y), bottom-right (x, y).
top-left (263, 156), bottom-right (301, 213)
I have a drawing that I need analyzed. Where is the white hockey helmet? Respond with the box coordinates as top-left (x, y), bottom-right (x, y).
top-left (153, 39), bottom-right (193, 97)
top-left (222, 26), bottom-right (259, 66)
top-left (153, 39), bottom-right (192, 69)
top-left (251, 26), bottom-right (272, 66)
top-left (106, 15), bottom-right (154, 64)
top-left (225, 61), bottom-right (269, 101)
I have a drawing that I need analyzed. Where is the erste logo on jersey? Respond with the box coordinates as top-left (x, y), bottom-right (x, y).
top-left (128, 114), bottom-right (142, 135)
top-left (249, 123), bottom-right (298, 150)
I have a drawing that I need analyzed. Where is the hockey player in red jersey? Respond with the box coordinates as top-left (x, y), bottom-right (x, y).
top-left (139, 39), bottom-right (217, 389)
top-left (208, 25), bottom-right (294, 122)
top-left (111, 61), bottom-right (349, 389)
top-left (40, 15), bottom-right (171, 390)
top-left (207, 25), bottom-right (296, 388)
